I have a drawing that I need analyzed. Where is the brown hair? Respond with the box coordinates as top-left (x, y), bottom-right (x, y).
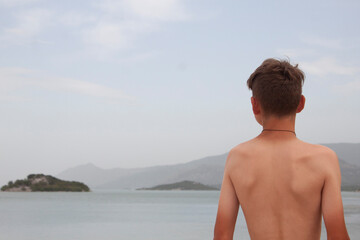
top-left (247, 58), bottom-right (305, 117)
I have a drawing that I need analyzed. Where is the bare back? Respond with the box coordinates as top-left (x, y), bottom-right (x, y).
top-left (226, 136), bottom-right (335, 239)
top-left (214, 58), bottom-right (349, 240)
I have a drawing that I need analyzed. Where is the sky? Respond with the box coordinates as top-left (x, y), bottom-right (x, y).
top-left (0, 0), bottom-right (359, 185)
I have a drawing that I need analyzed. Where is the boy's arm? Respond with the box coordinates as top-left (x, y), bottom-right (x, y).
top-left (214, 152), bottom-right (239, 240)
top-left (321, 150), bottom-right (350, 240)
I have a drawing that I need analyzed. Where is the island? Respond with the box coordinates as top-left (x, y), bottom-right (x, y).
top-left (1, 174), bottom-right (90, 192)
top-left (138, 180), bottom-right (219, 191)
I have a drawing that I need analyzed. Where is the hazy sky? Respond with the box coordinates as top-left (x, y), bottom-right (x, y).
top-left (0, 0), bottom-right (359, 185)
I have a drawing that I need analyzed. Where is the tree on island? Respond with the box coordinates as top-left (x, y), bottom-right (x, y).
top-left (1, 174), bottom-right (90, 192)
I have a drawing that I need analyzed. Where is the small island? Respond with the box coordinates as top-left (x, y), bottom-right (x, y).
top-left (1, 174), bottom-right (90, 192)
top-left (138, 180), bottom-right (219, 191)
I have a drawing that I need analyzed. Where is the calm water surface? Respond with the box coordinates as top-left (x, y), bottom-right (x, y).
top-left (0, 191), bottom-right (359, 240)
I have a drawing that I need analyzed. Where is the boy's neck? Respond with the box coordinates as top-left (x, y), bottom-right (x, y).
top-left (261, 114), bottom-right (296, 132)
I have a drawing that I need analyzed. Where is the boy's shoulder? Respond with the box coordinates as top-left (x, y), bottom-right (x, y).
top-left (228, 139), bottom-right (256, 156)
top-left (225, 138), bottom-right (261, 166)
top-left (298, 141), bottom-right (338, 159)
top-left (227, 139), bottom-right (338, 163)
top-left (226, 140), bottom-right (339, 181)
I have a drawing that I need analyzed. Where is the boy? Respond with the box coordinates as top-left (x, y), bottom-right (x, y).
top-left (214, 58), bottom-right (350, 240)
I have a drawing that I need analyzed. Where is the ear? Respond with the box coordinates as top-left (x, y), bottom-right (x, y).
top-left (296, 95), bottom-right (305, 113)
top-left (251, 97), bottom-right (261, 115)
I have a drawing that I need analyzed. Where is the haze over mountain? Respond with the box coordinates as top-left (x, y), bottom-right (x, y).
top-left (57, 143), bottom-right (360, 190)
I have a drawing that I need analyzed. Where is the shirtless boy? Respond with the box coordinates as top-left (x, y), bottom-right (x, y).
top-left (214, 58), bottom-right (350, 240)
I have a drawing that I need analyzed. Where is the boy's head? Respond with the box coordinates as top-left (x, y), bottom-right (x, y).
top-left (247, 58), bottom-right (305, 118)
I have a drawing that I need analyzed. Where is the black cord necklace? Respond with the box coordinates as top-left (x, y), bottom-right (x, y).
top-left (262, 129), bottom-right (296, 136)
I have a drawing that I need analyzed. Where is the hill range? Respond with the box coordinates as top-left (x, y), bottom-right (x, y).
top-left (57, 143), bottom-right (360, 190)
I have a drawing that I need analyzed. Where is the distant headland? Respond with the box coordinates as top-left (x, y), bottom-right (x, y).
top-left (1, 174), bottom-right (90, 192)
top-left (138, 180), bottom-right (219, 191)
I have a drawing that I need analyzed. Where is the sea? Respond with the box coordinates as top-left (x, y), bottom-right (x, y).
top-left (0, 191), bottom-right (359, 240)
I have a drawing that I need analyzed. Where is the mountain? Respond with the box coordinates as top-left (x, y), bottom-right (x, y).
top-left (138, 180), bottom-right (219, 191)
top-left (337, 159), bottom-right (360, 190)
top-left (57, 143), bottom-right (360, 190)
top-left (57, 153), bottom-right (226, 189)
top-left (57, 163), bottom-right (145, 188)
top-left (97, 153), bottom-right (227, 190)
